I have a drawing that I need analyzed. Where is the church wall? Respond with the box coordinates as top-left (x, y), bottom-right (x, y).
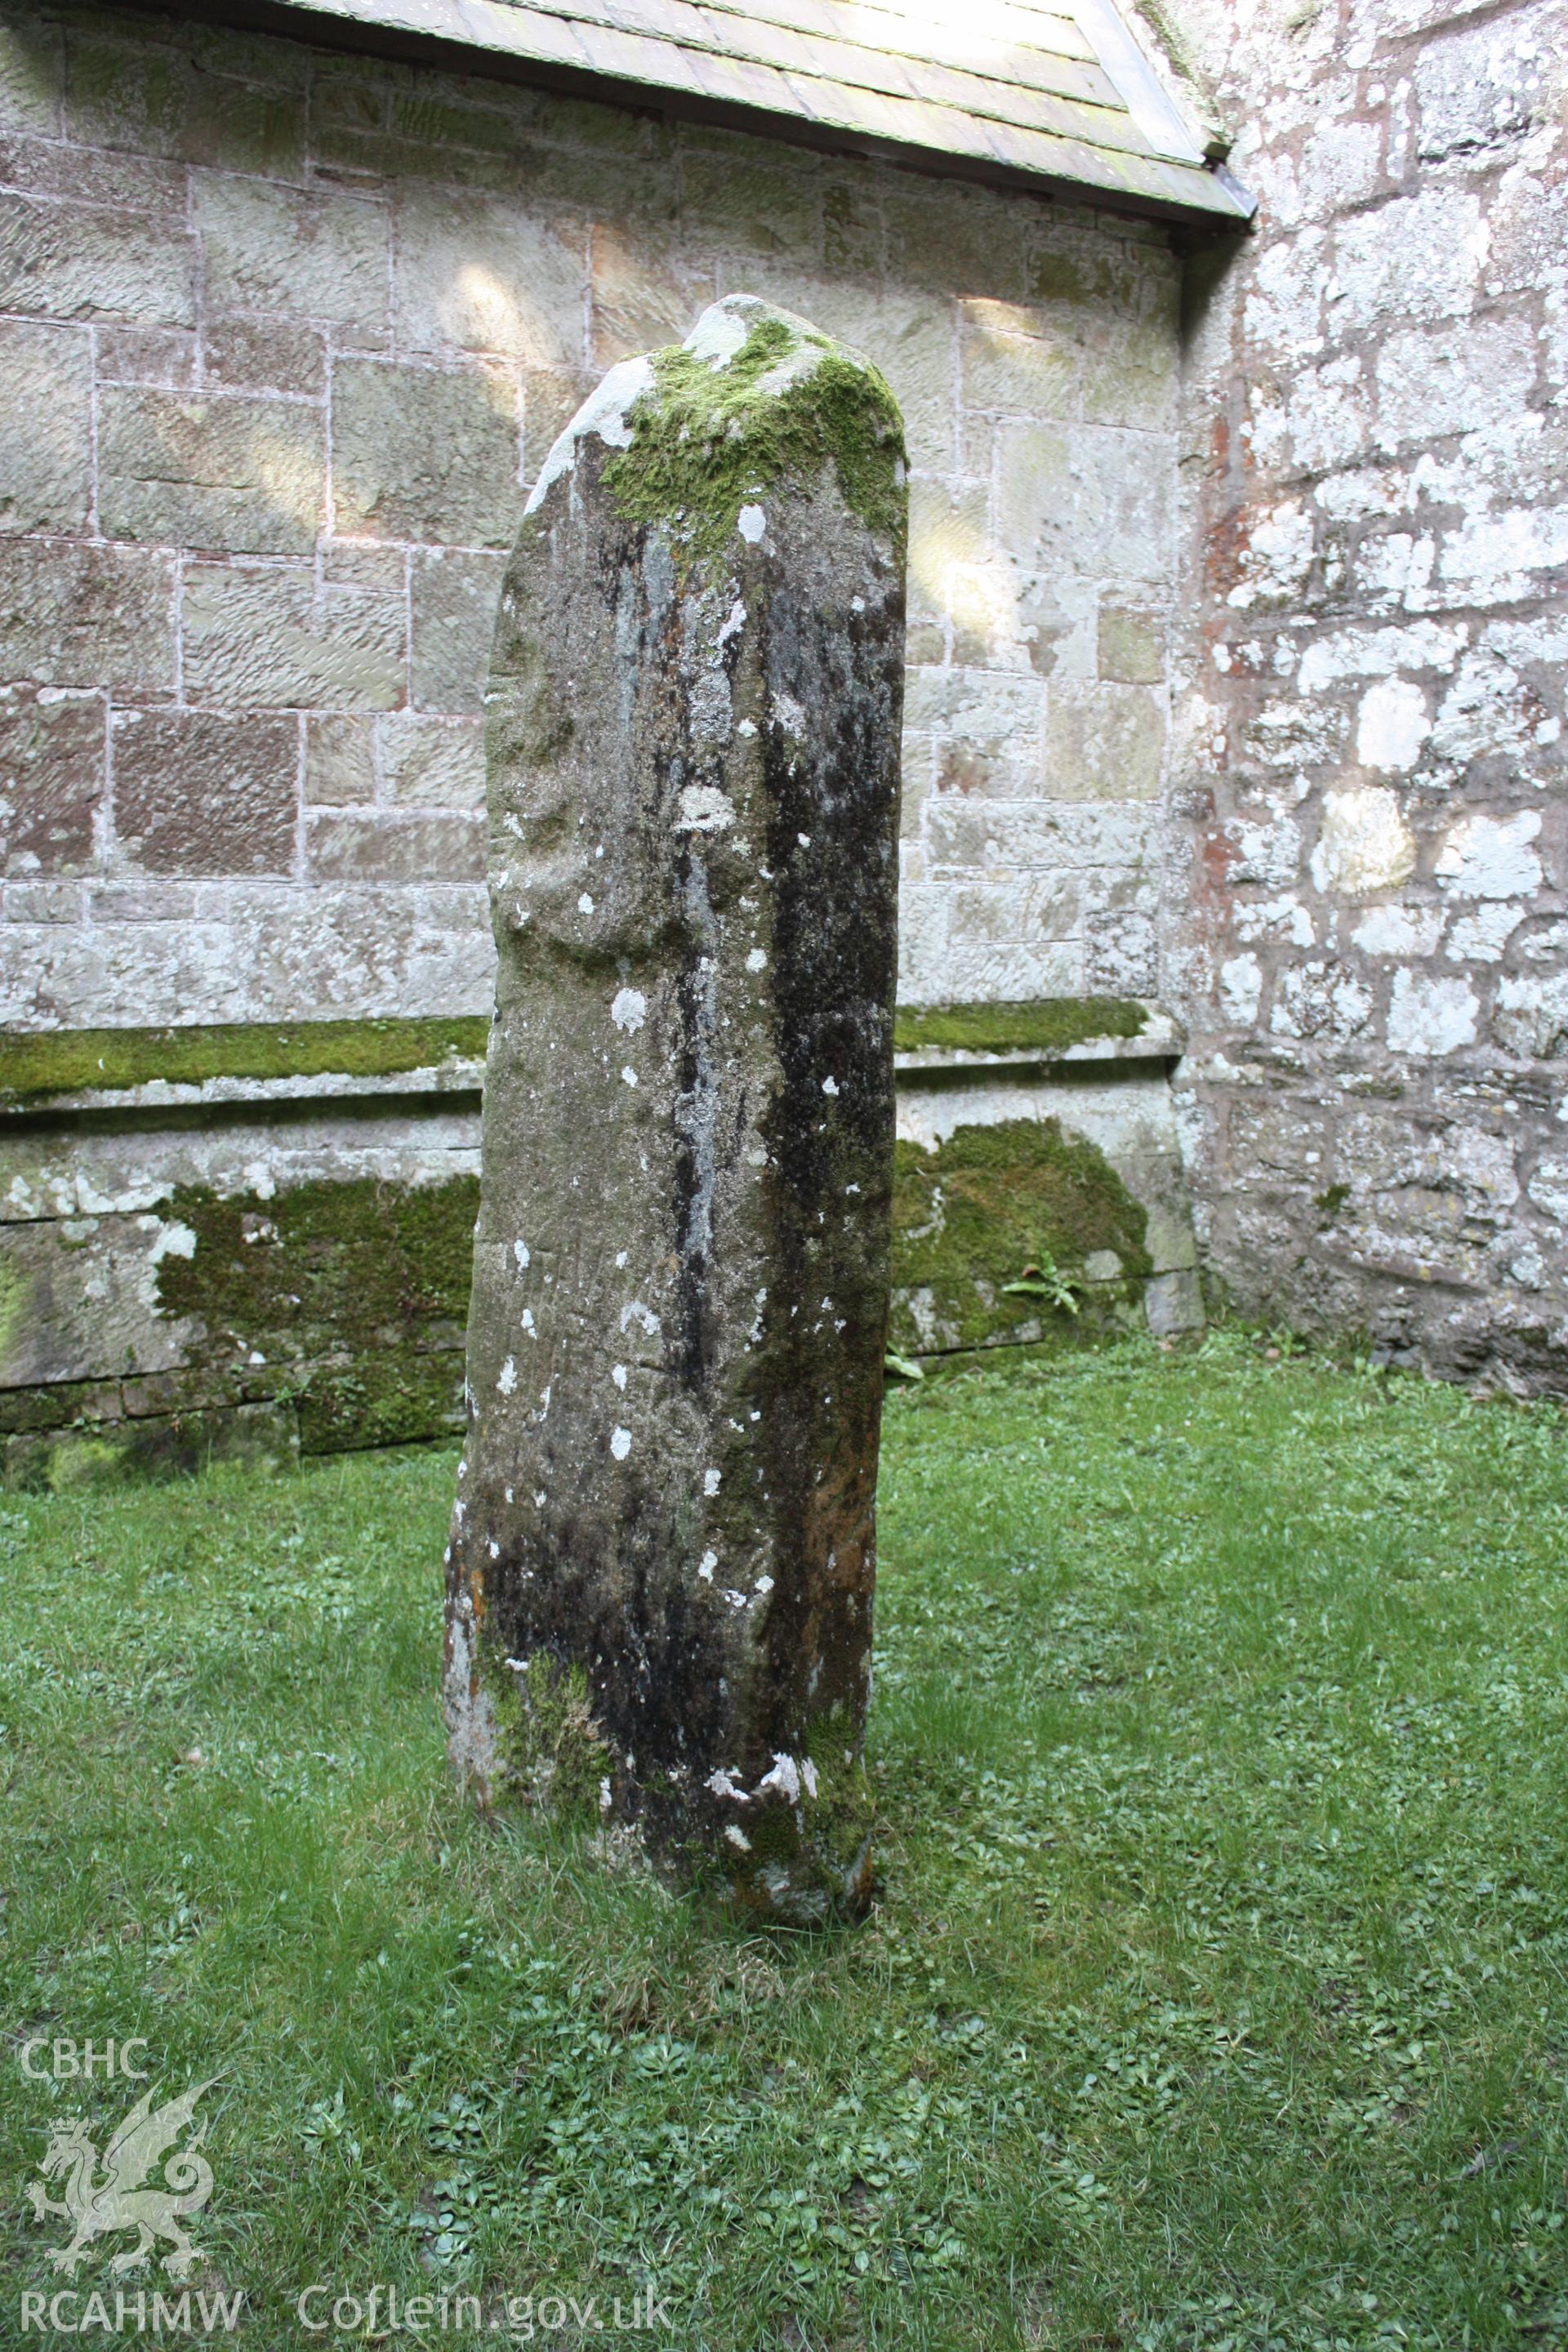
top-left (0, 1), bottom-right (1201, 1474)
top-left (1171, 0), bottom-right (1568, 1388)
top-left (0, 1), bottom-right (1185, 1025)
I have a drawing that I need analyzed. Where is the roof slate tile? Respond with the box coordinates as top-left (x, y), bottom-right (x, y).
top-left (269, 0), bottom-right (1254, 220)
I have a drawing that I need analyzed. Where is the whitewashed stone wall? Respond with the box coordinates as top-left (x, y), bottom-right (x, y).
top-left (0, 1), bottom-right (1185, 1028)
top-left (1172, 0), bottom-right (1568, 1387)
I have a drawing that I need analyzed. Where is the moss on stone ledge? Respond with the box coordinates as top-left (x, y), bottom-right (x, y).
top-left (602, 314), bottom-right (906, 567)
top-left (890, 1116), bottom-right (1151, 1358)
top-left (893, 997), bottom-right (1149, 1057)
top-left (154, 1174), bottom-right (478, 1454)
top-left (0, 1018), bottom-right (489, 1105)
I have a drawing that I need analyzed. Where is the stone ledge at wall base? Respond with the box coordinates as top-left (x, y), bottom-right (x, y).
top-left (0, 1001), bottom-right (1203, 1489)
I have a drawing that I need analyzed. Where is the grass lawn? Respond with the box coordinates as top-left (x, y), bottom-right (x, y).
top-left (5, 1334), bottom-right (1568, 2349)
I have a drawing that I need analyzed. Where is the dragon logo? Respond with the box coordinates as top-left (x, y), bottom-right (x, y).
top-left (26, 2078), bottom-right (216, 2279)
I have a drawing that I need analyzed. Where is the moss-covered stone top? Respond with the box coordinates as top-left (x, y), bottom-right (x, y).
top-left (532, 294), bottom-right (906, 570)
top-left (893, 998), bottom-right (1152, 1058)
top-left (0, 1018), bottom-right (489, 1106)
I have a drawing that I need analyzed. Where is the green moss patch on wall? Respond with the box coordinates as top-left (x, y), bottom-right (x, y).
top-left (154, 1174), bottom-right (479, 1455)
top-left (0, 1018), bottom-right (489, 1106)
top-left (890, 1116), bottom-right (1152, 1358)
top-left (893, 998), bottom-right (1150, 1057)
top-left (601, 314), bottom-right (906, 568)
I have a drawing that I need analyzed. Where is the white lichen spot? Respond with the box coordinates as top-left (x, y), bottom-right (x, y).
top-left (851, 595), bottom-right (865, 612)
top-left (525, 351), bottom-right (653, 514)
top-left (724, 1824), bottom-right (752, 1851)
top-left (497, 1356), bottom-right (516, 1395)
top-left (611, 1426), bottom-right (632, 1461)
top-left (754, 1575), bottom-right (774, 1597)
top-left (488, 1539), bottom-right (499, 1560)
top-left (704, 1468), bottom-right (721, 1496)
top-left (1387, 967), bottom-right (1480, 1056)
top-left (521, 1307), bottom-right (536, 1334)
top-left (698, 1550), bottom-right (718, 1581)
top-left (621, 1300), bottom-right (661, 1336)
top-left (578, 892), bottom-right (595, 914)
top-left (676, 782), bottom-right (735, 832)
top-left (717, 598), bottom-right (746, 646)
top-left (746, 947), bottom-right (768, 973)
top-left (611, 987), bottom-right (647, 1034)
top-left (797, 833), bottom-right (811, 849)
top-left (1218, 955), bottom-right (1263, 1024)
top-left (621, 1065), bottom-right (639, 1087)
top-left (615, 1250), bottom-right (628, 1268)
top-left (756, 1753), bottom-right (801, 1803)
top-left (737, 718), bottom-right (757, 737)
top-left (1310, 785), bottom-right (1415, 896)
top-left (1355, 677), bottom-right (1430, 772)
top-left (822, 1075), bottom-right (840, 1096)
top-left (1352, 904), bottom-right (1443, 956)
top-left (514, 1238), bottom-right (531, 1270)
top-left (1436, 810), bottom-right (1543, 899)
top-left (599, 1778), bottom-right (613, 1814)
top-left (1448, 904), bottom-right (1522, 962)
top-left (685, 303), bottom-right (751, 369)
top-left (737, 503), bottom-right (766, 542)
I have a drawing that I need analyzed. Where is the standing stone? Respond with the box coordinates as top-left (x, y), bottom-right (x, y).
top-left (443, 295), bottom-right (906, 1920)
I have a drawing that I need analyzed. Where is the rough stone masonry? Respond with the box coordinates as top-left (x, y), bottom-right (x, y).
top-left (442, 294), bottom-right (906, 1918)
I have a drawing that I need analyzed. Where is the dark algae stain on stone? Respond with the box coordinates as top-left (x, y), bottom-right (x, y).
top-left (444, 296), bottom-right (905, 1920)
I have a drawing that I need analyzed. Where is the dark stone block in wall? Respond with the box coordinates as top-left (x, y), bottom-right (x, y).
top-left (203, 314), bottom-right (324, 398)
top-left (304, 808), bottom-right (483, 881)
top-left (0, 190), bottom-right (198, 327)
top-left (97, 384), bottom-right (325, 556)
top-left (113, 709), bottom-right (297, 875)
top-left (0, 317), bottom-right (91, 533)
top-left (0, 684), bottom-right (104, 875)
top-left (0, 539), bottom-right (176, 694)
top-left (64, 30), bottom-right (306, 180)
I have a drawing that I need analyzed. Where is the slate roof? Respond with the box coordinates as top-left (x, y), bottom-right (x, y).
top-left (274, 0), bottom-right (1254, 223)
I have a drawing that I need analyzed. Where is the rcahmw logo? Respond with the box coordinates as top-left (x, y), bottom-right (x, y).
top-left (19, 2036), bottom-right (243, 2336)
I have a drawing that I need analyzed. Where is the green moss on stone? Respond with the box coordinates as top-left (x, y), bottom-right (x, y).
top-left (297, 1350), bottom-right (465, 1457)
top-left (601, 315), bottom-right (906, 568)
top-left (0, 1249), bottom-right (26, 1376)
top-left (0, 1018), bottom-right (489, 1105)
top-left (890, 1116), bottom-right (1151, 1358)
top-left (893, 997), bottom-right (1149, 1057)
top-left (485, 1649), bottom-right (608, 1822)
top-left (3, 1404), bottom-right (294, 1494)
top-left (154, 1174), bottom-right (478, 1456)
